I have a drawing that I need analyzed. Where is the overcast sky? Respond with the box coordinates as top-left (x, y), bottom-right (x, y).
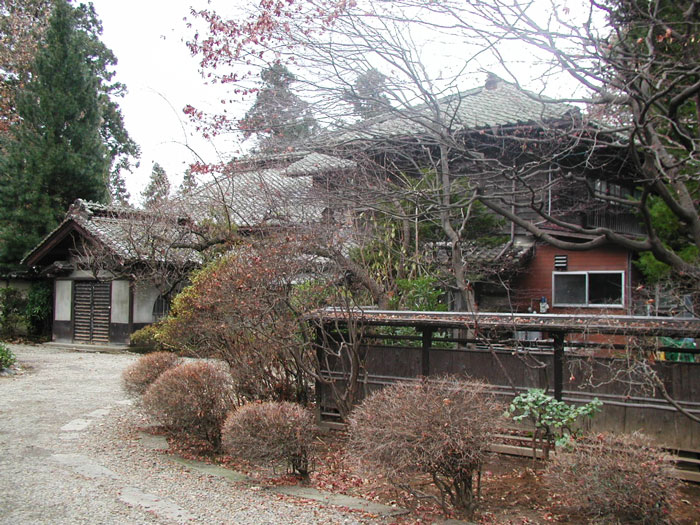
top-left (90, 0), bottom-right (240, 203)
top-left (88, 0), bottom-right (589, 204)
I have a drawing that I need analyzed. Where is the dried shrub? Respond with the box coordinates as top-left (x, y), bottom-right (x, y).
top-left (545, 432), bottom-right (678, 524)
top-left (222, 401), bottom-right (315, 478)
top-left (348, 377), bottom-right (502, 516)
top-left (154, 244), bottom-right (315, 404)
top-left (142, 360), bottom-right (236, 449)
top-left (121, 351), bottom-right (180, 398)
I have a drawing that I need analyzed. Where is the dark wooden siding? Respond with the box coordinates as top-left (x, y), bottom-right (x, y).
top-left (319, 335), bottom-right (700, 450)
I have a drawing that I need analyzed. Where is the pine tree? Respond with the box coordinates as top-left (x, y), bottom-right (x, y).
top-left (178, 168), bottom-right (198, 196)
top-left (239, 63), bottom-right (317, 152)
top-left (0, 0), bottom-right (137, 271)
top-left (142, 163), bottom-right (170, 208)
top-left (344, 68), bottom-right (391, 120)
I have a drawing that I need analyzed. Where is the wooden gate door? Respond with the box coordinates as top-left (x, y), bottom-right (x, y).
top-left (73, 281), bottom-right (111, 343)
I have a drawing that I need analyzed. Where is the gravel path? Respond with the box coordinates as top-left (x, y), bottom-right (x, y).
top-left (0, 345), bottom-right (382, 524)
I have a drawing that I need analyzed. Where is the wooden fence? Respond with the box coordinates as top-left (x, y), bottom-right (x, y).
top-left (312, 310), bottom-right (700, 452)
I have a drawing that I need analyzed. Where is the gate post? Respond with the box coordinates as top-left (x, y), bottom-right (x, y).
top-left (553, 332), bottom-right (564, 401)
top-left (421, 328), bottom-right (433, 377)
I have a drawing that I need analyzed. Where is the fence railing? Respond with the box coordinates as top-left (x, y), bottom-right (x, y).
top-left (311, 310), bottom-right (700, 451)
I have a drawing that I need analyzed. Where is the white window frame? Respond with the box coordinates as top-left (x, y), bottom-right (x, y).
top-left (552, 271), bottom-right (625, 308)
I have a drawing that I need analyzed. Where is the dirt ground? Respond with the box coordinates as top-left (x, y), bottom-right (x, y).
top-left (205, 428), bottom-right (700, 524)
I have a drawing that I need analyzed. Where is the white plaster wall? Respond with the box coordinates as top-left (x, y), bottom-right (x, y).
top-left (111, 280), bottom-right (130, 324)
top-left (55, 280), bottom-right (72, 321)
top-left (133, 284), bottom-right (160, 324)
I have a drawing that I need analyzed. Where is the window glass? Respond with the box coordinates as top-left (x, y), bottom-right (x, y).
top-left (152, 294), bottom-right (170, 321)
top-left (588, 273), bottom-right (623, 305)
top-left (553, 274), bottom-right (586, 305)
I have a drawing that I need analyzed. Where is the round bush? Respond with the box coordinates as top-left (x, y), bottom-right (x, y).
top-left (121, 351), bottom-right (180, 398)
top-left (222, 401), bottom-right (315, 478)
top-left (348, 377), bottom-right (502, 515)
top-left (545, 432), bottom-right (678, 524)
top-left (142, 360), bottom-right (237, 448)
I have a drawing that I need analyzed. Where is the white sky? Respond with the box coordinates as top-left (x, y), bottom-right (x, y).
top-left (90, 0), bottom-right (242, 203)
top-left (88, 0), bottom-right (594, 204)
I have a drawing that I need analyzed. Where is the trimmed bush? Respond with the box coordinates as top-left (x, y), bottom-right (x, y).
top-left (222, 401), bottom-right (315, 478)
top-left (142, 360), bottom-right (236, 448)
top-left (129, 323), bottom-right (165, 352)
top-left (545, 432), bottom-right (678, 524)
top-left (0, 342), bottom-right (16, 369)
top-left (121, 351), bottom-right (180, 398)
top-left (348, 377), bottom-right (502, 516)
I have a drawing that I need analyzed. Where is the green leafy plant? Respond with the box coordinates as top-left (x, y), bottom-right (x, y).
top-left (129, 323), bottom-right (166, 352)
top-left (506, 389), bottom-right (602, 459)
top-left (24, 281), bottom-right (52, 337)
top-left (0, 342), bottom-right (17, 370)
top-left (0, 288), bottom-right (28, 338)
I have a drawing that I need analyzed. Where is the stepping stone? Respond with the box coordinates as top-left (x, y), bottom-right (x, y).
top-left (119, 486), bottom-right (194, 523)
top-left (52, 453), bottom-right (118, 479)
top-left (169, 456), bottom-right (251, 482)
top-left (60, 419), bottom-right (91, 432)
top-left (273, 486), bottom-right (408, 517)
top-left (138, 432), bottom-right (169, 451)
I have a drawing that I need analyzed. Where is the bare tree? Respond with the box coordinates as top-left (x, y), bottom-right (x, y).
top-left (187, 0), bottom-right (700, 305)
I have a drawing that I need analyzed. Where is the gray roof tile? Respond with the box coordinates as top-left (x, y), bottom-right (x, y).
top-left (328, 80), bottom-right (574, 143)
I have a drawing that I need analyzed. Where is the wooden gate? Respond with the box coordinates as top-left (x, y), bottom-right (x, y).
top-left (73, 281), bottom-right (111, 343)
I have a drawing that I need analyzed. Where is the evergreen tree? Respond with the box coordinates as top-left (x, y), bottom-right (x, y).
top-left (239, 63), bottom-right (317, 152)
top-left (0, 0), bottom-right (137, 271)
top-left (344, 68), bottom-right (391, 120)
top-left (178, 168), bottom-right (198, 196)
top-left (142, 163), bottom-right (170, 208)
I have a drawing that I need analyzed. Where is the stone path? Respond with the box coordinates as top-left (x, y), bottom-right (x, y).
top-left (0, 344), bottom-right (404, 524)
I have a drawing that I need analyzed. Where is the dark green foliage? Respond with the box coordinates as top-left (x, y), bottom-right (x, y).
top-left (24, 281), bottom-right (52, 336)
top-left (0, 0), bottom-right (137, 271)
top-left (142, 163), bottom-right (170, 208)
top-left (390, 276), bottom-right (447, 311)
top-left (0, 342), bottom-right (16, 369)
top-left (635, 196), bottom-right (700, 284)
top-left (344, 68), bottom-right (391, 119)
top-left (240, 63), bottom-right (317, 152)
top-left (178, 168), bottom-right (198, 196)
top-left (0, 287), bottom-right (27, 338)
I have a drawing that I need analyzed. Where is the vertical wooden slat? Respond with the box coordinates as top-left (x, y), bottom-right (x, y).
top-left (73, 281), bottom-right (111, 343)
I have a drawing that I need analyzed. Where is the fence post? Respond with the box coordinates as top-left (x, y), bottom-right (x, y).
top-left (421, 328), bottom-right (433, 377)
top-left (553, 332), bottom-right (564, 401)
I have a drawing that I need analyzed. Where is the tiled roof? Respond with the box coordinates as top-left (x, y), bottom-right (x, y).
top-left (22, 200), bottom-right (202, 266)
top-left (326, 79), bottom-right (575, 144)
top-left (175, 166), bottom-right (326, 228)
top-left (428, 239), bottom-right (534, 274)
top-left (283, 152), bottom-right (356, 176)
